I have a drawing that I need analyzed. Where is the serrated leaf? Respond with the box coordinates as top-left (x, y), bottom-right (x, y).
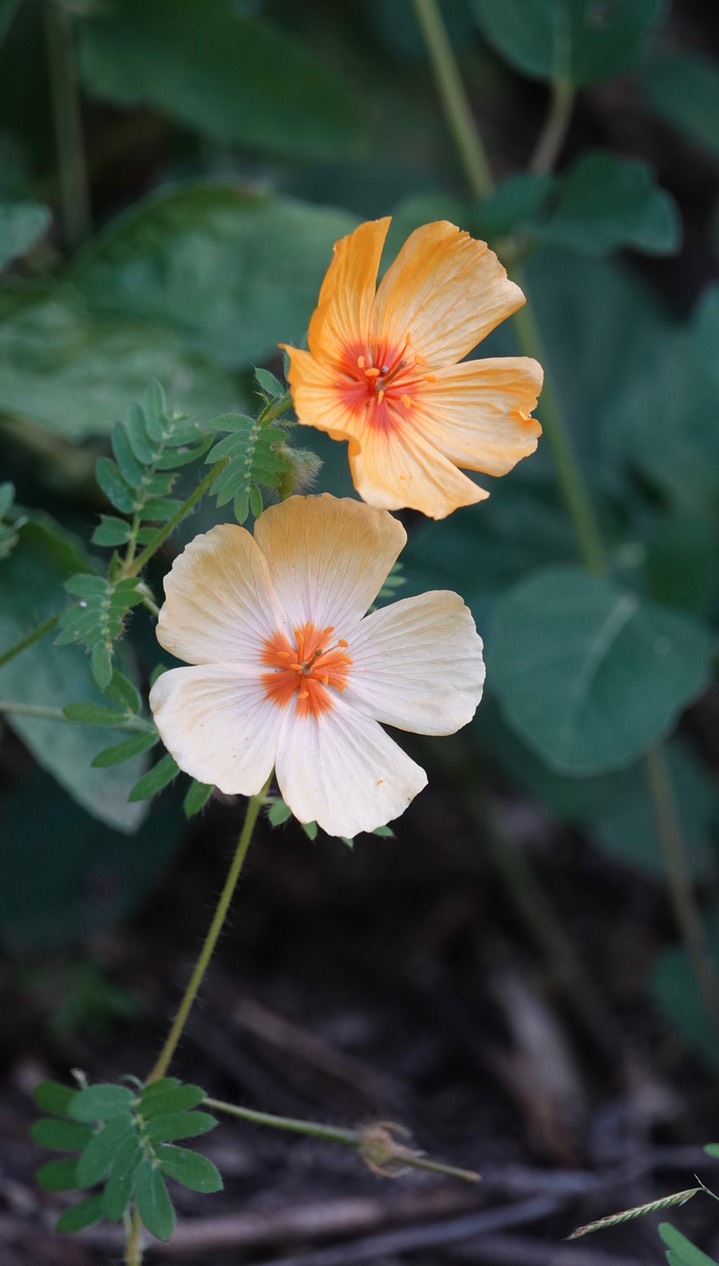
top-left (56, 1194), bottom-right (105, 1233)
top-left (34, 1080), bottom-right (75, 1116)
top-left (134, 1157), bottom-right (176, 1242)
top-left (35, 1158), bottom-right (79, 1192)
top-left (129, 753), bottom-right (180, 802)
top-left (92, 730), bottom-right (158, 768)
top-left (139, 1084), bottom-right (206, 1119)
top-left (183, 780), bottom-right (213, 818)
top-left (91, 515), bottom-right (132, 547)
top-left (157, 1144), bottom-right (223, 1194)
top-left (31, 1117), bottom-right (94, 1150)
top-left (489, 567), bottom-right (713, 774)
top-left (144, 1110), bottom-right (217, 1144)
top-left (102, 1132), bottom-right (143, 1221)
top-left (96, 457), bottom-right (137, 514)
top-left (69, 1083), bottom-right (136, 1122)
top-left (76, 1115), bottom-right (136, 1188)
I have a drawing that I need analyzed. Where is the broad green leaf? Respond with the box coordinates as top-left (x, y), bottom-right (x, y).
top-left (183, 780), bottom-right (213, 819)
top-left (472, 0), bottom-right (665, 85)
top-left (475, 172), bottom-right (553, 241)
top-left (0, 286), bottom-right (235, 439)
top-left (134, 1157), bottom-right (175, 1242)
top-left (489, 566), bottom-right (712, 775)
top-left (56, 1194), bottom-right (105, 1234)
top-left (69, 1083), bottom-right (135, 1122)
top-left (0, 199), bottom-right (50, 268)
top-left (76, 1115), bottom-right (135, 1188)
top-left (35, 1158), bottom-right (79, 1192)
top-left (0, 769), bottom-right (186, 952)
top-left (129, 752), bottom-right (180, 802)
top-left (658, 1224), bottom-right (719, 1266)
top-left (102, 1132), bottom-right (143, 1221)
top-left (537, 152), bottom-right (679, 256)
top-left (144, 1110), bottom-right (217, 1144)
top-left (139, 1084), bottom-right (206, 1119)
top-left (34, 1080), bottom-right (75, 1116)
top-left (30, 1117), bottom-right (93, 1150)
top-left (78, 0), bottom-right (362, 161)
top-left (645, 516), bottom-right (718, 617)
top-left (0, 520), bottom-right (146, 830)
top-left (157, 1144), bottom-right (223, 1194)
top-left (68, 184), bottom-right (356, 370)
top-left (638, 51), bottom-right (719, 158)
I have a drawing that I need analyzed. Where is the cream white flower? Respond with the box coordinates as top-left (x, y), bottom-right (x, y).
top-left (150, 495), bottom-right (485, 838)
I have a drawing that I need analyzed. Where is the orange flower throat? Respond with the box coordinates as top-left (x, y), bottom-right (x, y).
top-left (261, 622), bottom-right (352, 717)
top-left (339, 334), bottom-right (431, 434)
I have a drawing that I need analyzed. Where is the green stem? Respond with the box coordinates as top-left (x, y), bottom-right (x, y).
top-left (0, 702), bottom-right (67, 720)
top-left (412, 0), bottom-right (494, 201)
top-left (510, 289), bottom-right (608, 576)
top-left (147, 778), bottom-right (270, 1083)
top-left (123, 462), bottom-right (225, 580)
top-left (44, 0), bottom-right (91, 250)
top-left (204, 1098), bottom-right (479, 1183)
top-left (530, 78), bottom-right (575, 174)
top-left (0, 613), bottom-right (60, 670)
top-left (124, 1207), bottom-right (143, 1266)
top-left (645, 746), bottom-right (719, 1036)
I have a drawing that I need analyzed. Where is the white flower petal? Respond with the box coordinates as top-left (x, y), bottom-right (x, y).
top-left (253, 494), bottom-right (406, 632)
top-left (346, 592), bottom-right (485, 734)
top-left (275, 694), bottom-right (427, 838)
top-left (157, 524), bottom-right (278, 666)
top-left (150, 665), bottom-right (280, 795)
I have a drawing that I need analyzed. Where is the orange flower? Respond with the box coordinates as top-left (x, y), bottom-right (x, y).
top-left (282, 218), bottom-right (543, 520)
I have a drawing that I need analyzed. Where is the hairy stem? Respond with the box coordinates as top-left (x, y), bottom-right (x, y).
top-left (123, 461), bottom-right (226, 580)
top-left (44, 0), bottom-right (91, 250)
top-left (412, 0), bottom-right (494, 201)
top-left (124, 1207), bottom-right (143, 1266)
top-left (147, 778), bottom-right (270, 1083)
top-left (530, 78), bottom-right (575, 174)
top-left (204, 1098), bottom-right (479, 1182)
top-left (0, 613), bottom-right (60, 670)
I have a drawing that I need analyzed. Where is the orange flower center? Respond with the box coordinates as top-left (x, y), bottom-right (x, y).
top-left (261, 622), bottom-right (352, 718)
top-left (339, 334), bottom-right (429, 434)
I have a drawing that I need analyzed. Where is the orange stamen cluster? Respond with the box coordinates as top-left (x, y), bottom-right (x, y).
top-left (261, 622), bottom-right (352, 717)
top-left (339, 334), bottom-right (429, 434)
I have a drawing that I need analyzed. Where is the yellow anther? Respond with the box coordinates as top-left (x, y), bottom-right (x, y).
top-left (357, 355), bottom-right (366, 368)
top-left (400, 394), bottom-right (412, 408)
top-left (338, 639), bottom-right (349, 647)
top-left (365, 366), bottom-right (380, 378)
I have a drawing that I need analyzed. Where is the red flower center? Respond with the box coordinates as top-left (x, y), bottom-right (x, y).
top-left (261, 622), bottom-right (353, 717)
top-left (338, 334), bottom-right (429, 434)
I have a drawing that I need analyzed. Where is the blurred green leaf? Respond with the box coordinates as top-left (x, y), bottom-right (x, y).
top-left (0, 770), bottom-right (186, 952)
top-left (183, 779), bottom-right (212, 818)
top-left (144, 1110), bottom-right (217, 1144)
top-left (658, 1223), bottom-right (719, 1266)
top-left (0, 286), bottom-right (235, 440)
top-left (102, 1132), bottom-right (143, 1221)
top-left (128, 752), bottom-right (179, 802)
top-left (35, 1158), bottom-right (79, 1192)
top-left (638, 50), bottom-right (719, 158)
top-left (34, 1080), bottom-right (75, 1115)
top-left (653, 917), bottom-right (719, 1074)
top-left (157, 1144), bottom-right (222, 1194)
top-left (645, 516), bottom-right (718, 617)
top-left (489, 566), bottom-right (713, 775)
top-left (78, 0), bottom-right (362, 161)
top-left (472, 0), bottom-right (665, 85)
top-left (475, 173), bottom-right (552, 241)
top-left (56, 1194), bottom-right (105, 1234)
top-left (92, 730), bottom-right (158, 768)
top-left (139, 1084), bottom-right (205, 1118)
top-left (0, 520), bottom-right (147, 830)
top-left (69, 184), bottom-right (357, 370)
top-left (76, 1115), bottom-right (135, 1189)
top-left (134, 1157), bottom-right (175, 1241)
top-left (537, 152), bottom-right (680, 255)
top-left (30, 1117), bottom-right (93, 1150)
top-left (0, 198), bottom-right (50, 268)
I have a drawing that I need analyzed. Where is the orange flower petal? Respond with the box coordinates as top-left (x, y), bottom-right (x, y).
top-left (284, 346), bottom-right (366, 442)
top-left (410, 356), bottom-right (543, 476)
top-left (348, 423), bottom-right (488, 520)
top-left (372, 221), bottom-right (525, 368)
top-left (306, 217), bottom-right (390, 366)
